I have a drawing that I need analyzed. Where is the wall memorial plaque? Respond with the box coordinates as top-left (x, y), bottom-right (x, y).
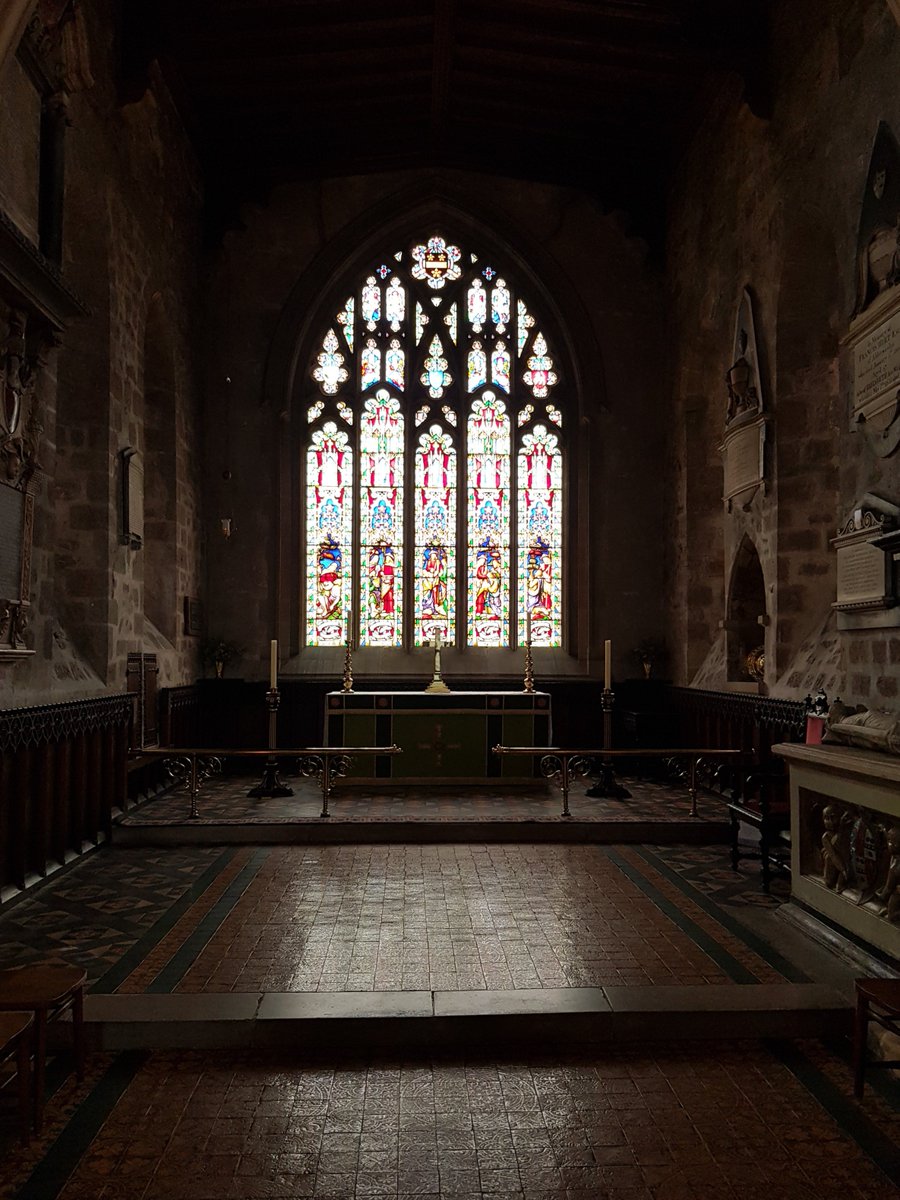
top-left (0, 479), bottom-right (24, 599)
top-left (832, 494), bottom-right (900, 628)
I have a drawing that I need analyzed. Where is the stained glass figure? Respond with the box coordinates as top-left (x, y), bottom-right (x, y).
top-left (359, 390), bottom-right (404, 645)
top-left (337, 401), bottom-right (353, 425)
top-left (313, 329), bottom-right (349, 395)
top-left (410, 236), bottom-right (462, 289)
top-left (491, 280), bottom-right (510, 333)
top-left (517, 424), bottom-right (561, 647)
top-left (415, 302), bottom-right (428, 344)
top-left (492, 341), bottom-right (511, 393)
top-left (337, 297), bottom-right (355, 350)
top-left (523, 333), bottom-right (558, 398)
top-left (386, 278), bottom-right (405, 331)
top-left (517, 404), bottom-right (534, 427)
top-left (467, 342), bottom-right (487, 392)
top-left (415, 405), bottom-right (431, 427)
top-left (414, 425), bottom-right (456, 645)
top-left (306, 422), bottom-right (352, 646)
top-left (441, 405), bottom-right (457, 427)
top-left (467, 392), bottom-right (510, 646)
top-left (362, 277), bottom-right (381, 329)
top-left (361, 338), bottom-right (381, 390)
top-left (307, 400), bottom-right (324, 424)
top-left (517, 300), bottom-right (535, 355)
top-left (444, 303), bottom-right (458, 344)
top-left (546, 403), bottom-right (562, 427)
top-left (385, 339), bottom-right (405, 390)
top-left (467, 279), bottom-right (486, 331)
top-left (421, 335), bottom-right (452, 399)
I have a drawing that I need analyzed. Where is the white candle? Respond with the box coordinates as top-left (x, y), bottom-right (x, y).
top-left (525, 603), bottom-right (531, 644)
top-left (269, 639), bottom-right (278, 688)
top-left (604, 639), bottom-right (611, 690)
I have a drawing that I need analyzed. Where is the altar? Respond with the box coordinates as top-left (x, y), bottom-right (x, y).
top-left (324, 691), bottom-right (552, 783)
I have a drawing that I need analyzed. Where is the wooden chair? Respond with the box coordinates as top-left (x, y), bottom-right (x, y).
top-left (0, 965), bottom-right (86, 1134)
top-left (853, 977), bottom-right (900, 1098)
top-left (0, 1011), bottom-right (34, 1144)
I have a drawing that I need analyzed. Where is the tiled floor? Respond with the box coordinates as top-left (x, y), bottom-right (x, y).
top-left (150, 845), bottom-right (780, 995)
top-left (4, 1043), bottom-right (898, 1200)
top-left (120, 774), bottom-right (726, 825)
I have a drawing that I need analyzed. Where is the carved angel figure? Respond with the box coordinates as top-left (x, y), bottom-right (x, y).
top-left (876, 825), bottom-right (900, 922)
top-left (821, 804), bottom-right (851, 892)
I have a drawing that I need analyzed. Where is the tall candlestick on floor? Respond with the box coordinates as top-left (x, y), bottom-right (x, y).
top-left (586, 638), bottom-right (630, 800)
top-left (249, 639), bottom-right (293, 798)
top-left (523, 604), bottom-right (534, 694)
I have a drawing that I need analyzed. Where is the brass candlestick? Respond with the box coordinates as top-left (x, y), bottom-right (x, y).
top-left (523, 639), bottom-right (535, 693)
top-left (424, 627), bottom-right (450, 693)
top-left (585, 687), bottom-right (631, 799)
top-left (341, 639), bottom-right (354, 693)
top-left (248, 687), bottom-right (294, 798)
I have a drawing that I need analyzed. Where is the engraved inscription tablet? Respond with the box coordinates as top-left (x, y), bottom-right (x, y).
top-left (854, 306), bottom-right (900, 421)
top-left (0, 481), bottom-right (24, 599)
top-left (836, 540), bottom-right (888, 605)
top-left (722, 420), bottom-right (763, 502)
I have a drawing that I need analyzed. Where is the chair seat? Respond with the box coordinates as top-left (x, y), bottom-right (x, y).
top-left (0, 965), bottom-right (87, 1009)
top-left (856, 977), bottom-right (900, 1015)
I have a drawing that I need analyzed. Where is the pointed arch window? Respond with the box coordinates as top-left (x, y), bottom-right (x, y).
top-left (303, 234), bottom-right (565, 650)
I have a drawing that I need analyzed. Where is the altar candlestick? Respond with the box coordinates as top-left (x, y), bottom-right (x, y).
top-left (269, 639), bottom-right (278, 688)
top-left (604, 639), bottom-right (611, 690)
top-left (525, 603), bottom-right (531, 645)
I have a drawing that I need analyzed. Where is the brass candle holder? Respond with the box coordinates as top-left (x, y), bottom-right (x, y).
top-left (341, 638), bottom-right (354, 694)
top-left (523, 639), bottom-right (535, 693)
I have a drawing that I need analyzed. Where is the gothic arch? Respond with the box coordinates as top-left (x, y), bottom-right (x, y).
top-left (726, 535), bottom-right (767, 682)
top-left (266, 188), bottom-right (602, 667)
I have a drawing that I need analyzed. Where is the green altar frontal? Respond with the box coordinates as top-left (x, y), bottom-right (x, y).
top-left (325, 691), bottom-right (552, 783)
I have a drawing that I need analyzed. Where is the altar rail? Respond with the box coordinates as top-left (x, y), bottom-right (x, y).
top-left (0, 695), bottom-right (133, 893)
top-left (131, 745), bottom-right (402, 819)
top-left (494, 746), bottom-right (746, 817)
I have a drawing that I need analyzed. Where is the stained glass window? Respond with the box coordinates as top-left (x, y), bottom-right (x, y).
top-left (415, 425), bottom-right (456, 645)
top-left (467, 392), bottom-right (510, 647)
top-left (359, 390), bottom-right (403, 646)
top-left (306, 422), bottom-right (352, 646)
top-left (517, 424), bottom-right (562, 647)
top-left (304, 233), bottom-right (565, 652)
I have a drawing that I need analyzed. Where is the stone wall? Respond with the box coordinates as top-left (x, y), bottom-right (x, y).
top-left (0, 0), bottom-right (205, 709)
top-left (666, 0), bottom-right (900, 704)
top-left (202, 174), bottom-right (668, 682)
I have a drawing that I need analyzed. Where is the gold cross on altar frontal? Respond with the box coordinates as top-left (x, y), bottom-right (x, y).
top-left (424, 625), bottom-right (451, 693)
top-left (416, 721), bottom-right (461, 768)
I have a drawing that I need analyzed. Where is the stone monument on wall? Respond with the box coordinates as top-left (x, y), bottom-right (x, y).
top-left (843, 122), bottom-right (900, 457)
top-left (831, 492), bottom-right (900, 630)
top-left (720, 288), bottom-right (767, 510)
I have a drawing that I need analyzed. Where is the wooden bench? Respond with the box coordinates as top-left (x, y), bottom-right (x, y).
top-left (0, 965), bottom-right (86, 1133)
top-left (0, 1011), bottom-right (33, 1143)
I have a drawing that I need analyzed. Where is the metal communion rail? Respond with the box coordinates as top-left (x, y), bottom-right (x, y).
top-left (128, 746), bottom-right (401, 818)
top-left (493, 746), bottom-right (746, 817)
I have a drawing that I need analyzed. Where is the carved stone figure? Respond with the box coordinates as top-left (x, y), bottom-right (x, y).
top-left (824, 702), bottom-right (900, 755)
top-left (821, 804), bottom-right (851, 892)
top-left (725, 329), bottom-right (759, 423)
top-left (876, 825), bottom-right (900, 922)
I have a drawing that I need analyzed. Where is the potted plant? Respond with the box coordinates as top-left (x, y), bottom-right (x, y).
top-left (200, 637), bottom-right (243, 678)
top-left (632, 638), bottom-right (667, 680)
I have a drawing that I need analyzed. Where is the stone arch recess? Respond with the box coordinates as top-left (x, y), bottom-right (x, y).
top-left (264, 186), bottom-right (607, 664)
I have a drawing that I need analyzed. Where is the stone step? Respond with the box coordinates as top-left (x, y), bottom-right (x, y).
top-left (112, 819), bottom-right (730, 847)
top-left (85, 983), bottom-right (850, 1054)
